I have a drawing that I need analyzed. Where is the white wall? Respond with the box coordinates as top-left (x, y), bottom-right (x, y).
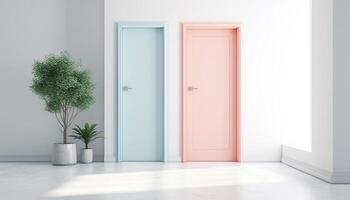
top-left (279, 1), bottom-right (312, 146)
top-left (310, 0), bottom-right (334, 173)
top-left (282, 0), bottom-right (334, 182)
top-left (0, 0), bottom-right (104, 161)
top-left (283, 0), bottom-right (350, 183)
top-left (104, 0), bottom-right (312, 161)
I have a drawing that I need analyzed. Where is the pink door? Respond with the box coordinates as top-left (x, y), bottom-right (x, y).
top-left (182, 24), bottom-right (239, 161)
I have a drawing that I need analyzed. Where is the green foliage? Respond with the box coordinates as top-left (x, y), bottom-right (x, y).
top-left (70, 123), bottom-right (103, 149)
top-left (30, 51), bottom-right (95, 143)
top-left (30, 51), bottom-right (95, 113)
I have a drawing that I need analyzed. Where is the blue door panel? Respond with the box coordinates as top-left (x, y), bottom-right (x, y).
top-left (119, 27), bottom-right (164, 161)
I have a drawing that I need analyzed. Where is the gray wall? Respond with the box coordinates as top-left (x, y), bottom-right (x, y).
top-left (0, 0), bottom-right (104, 161)
top-left (333, 0), bottom-right (350, 172)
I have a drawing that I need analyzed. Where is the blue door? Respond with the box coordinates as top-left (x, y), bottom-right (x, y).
top-left (118, 24), bottom-right (165, 161)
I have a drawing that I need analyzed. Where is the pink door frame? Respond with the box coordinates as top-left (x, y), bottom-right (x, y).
top-left (181, 23), bottom-right (241, 162)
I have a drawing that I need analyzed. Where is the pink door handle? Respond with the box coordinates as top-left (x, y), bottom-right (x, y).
top-left (188, 86), bottom-right (198, 91)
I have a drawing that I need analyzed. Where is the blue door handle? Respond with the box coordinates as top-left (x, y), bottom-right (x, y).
top-left (123, 86), bottom-right (133, 91)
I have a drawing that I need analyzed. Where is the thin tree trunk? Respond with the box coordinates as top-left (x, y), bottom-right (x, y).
top-left (57, 105), bottom-right (79, 144)
top-left (63, 127), bottom-right (67, 144)
top-left (63, 106), bottom-right (68, 144)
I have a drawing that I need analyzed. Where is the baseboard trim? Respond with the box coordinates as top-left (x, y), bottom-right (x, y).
top-left (282, 156), bottom-right (333, 183)
top-left (0, 155), bottom-right (104, 162)
top-left (0, 155), bottom-right (50, 162)
top-left (104, 154), bottom-right (116, 162)
top-left (92, 155), bottom-right (104, 162)
top-left (167, 155), bottom-right (181, 162)
top-left (282, 156), bottom-right (350, 183)
top-left (330, 171), bottom-right (350, 184)
top-left (103, 154), bottom-right (181, 162)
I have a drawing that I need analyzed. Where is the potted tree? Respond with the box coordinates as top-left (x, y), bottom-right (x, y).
top-left (70, 123), bottom-right (103, 163)
top-left (30, 51), bottom-right (95, 165)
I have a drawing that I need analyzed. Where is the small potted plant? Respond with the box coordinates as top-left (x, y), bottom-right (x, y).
top-left (70, 123), bottom-right (103, 163)
top-left (30, 51), bottom-right (95, 165)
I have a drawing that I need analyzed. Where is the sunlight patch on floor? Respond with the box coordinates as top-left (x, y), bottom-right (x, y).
top-left (44, 165), bottom-right (286, 197)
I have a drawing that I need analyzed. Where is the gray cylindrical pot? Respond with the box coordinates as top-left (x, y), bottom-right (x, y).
top-left (52, 143), bottom-right (77, 165)
top-left (81, 148), bottom-right (93, 164)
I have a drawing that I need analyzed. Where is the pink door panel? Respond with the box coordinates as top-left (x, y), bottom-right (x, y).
top-left (183, 24), bottom-right (238, 161)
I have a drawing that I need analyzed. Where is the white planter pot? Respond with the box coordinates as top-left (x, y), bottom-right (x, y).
top-left (81, 148), bottom-right (93, 163)
top-left (52, 143), bottom-right (77, 165)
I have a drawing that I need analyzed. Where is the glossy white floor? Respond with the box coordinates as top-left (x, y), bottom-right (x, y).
top-left (0, 162), bottom-right (350, 200)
